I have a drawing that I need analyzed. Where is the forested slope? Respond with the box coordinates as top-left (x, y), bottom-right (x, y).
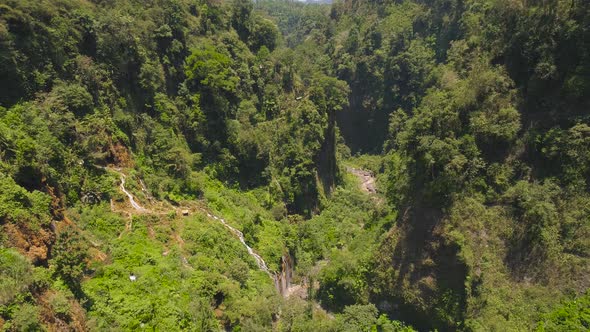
top-left (0, 0), bottom-right (589, 331)
top-left (0, 0), bottom-right (352, 330)
top-left (310, 0), bottom-right (590, 330)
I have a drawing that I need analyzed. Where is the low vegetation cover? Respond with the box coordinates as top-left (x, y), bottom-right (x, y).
top-left (0, 0), bottom-right (588, 331)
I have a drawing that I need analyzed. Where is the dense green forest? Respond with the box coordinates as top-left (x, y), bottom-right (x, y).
top-left (0, 0), bottom-right (588, 331)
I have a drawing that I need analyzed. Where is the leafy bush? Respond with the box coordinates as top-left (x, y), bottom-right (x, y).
top-left (537, 292), bottom-right (590, 332)
top-left (0, 249), bottom-right (33, 306)
top-left (0, 176), bottom-right (51, 227)
top-left (5, 303), bottom-right (43, 332)
top-left (48, 291), bottom-right (71, 320)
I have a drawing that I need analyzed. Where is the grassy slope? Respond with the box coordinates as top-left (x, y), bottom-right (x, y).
top-left (71, 170), bottom-right (282, 330)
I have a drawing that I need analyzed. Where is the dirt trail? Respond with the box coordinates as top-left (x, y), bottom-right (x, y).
top-left (347, 167), bottom-right (377, 194)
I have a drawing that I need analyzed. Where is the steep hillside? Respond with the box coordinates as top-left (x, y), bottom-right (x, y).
top-left (315, 0), bottom-right (590, 330)
top-left (1, 0), bottom-right (589, 331)
top-left (0, 0), bottom-right (348, 329)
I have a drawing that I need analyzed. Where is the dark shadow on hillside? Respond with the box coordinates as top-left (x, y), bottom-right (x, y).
top-left (371, 204), bottom-right (467, 332)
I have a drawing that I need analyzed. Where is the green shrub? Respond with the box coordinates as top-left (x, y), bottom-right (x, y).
top-left (0, 248), bottom-right (33, 306)
top-left (6, 303), bottom-right (43, 332)
top-left (48, 291), bottom-right (71, 320)
top-left (537, 292), bottom-right (590, 332)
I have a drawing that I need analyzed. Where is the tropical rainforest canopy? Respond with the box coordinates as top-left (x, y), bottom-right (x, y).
top-left (0, 0), bottom-right (589, 331)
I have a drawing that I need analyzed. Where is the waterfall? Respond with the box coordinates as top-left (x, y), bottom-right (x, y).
top-left (202, 210), bottom-right (295, 296)
top-left (97, 166), bottom-right (146, 212)
top-left (119, 174), bottom-right (147, 212)
top-left (204, 211), bottom-right (273, 277)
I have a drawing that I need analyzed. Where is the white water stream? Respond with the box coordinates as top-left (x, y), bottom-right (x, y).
top-left (204, 211), bottom-right (273, 277)
top-left (203, 211), bottom-right (294, 295)
top-left (119, 174), bottom-right (146, 212)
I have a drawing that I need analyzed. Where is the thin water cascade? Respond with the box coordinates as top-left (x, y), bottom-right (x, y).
top-left (205, 211), bottom-right (273, 277)
top-left (119, 174), bottom-right (146, 212)
top-left (95, 165), bottom-right (147, 212)
top-left (203, 211), bottom-right (295, 296)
